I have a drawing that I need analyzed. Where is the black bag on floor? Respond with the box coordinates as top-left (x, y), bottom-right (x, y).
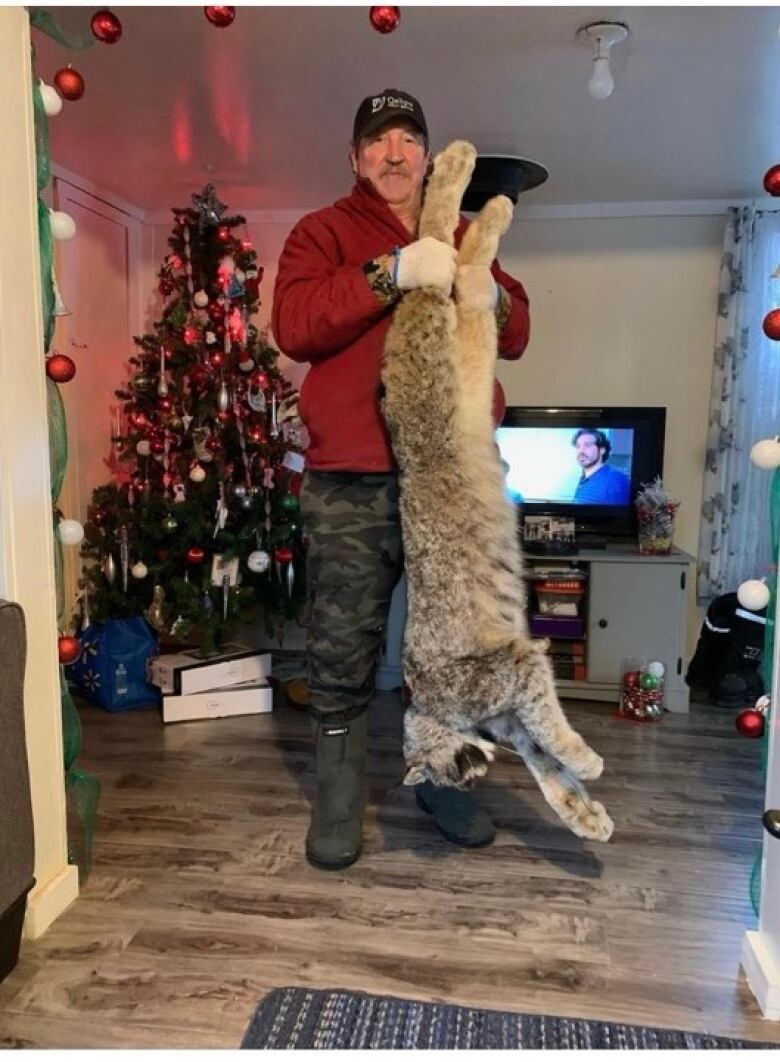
top-left (686, 591), bottom-right (767, 708)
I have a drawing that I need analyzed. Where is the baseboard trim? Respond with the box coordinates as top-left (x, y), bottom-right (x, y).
top-left (23, 864), bottom-right (79, 940)
top-left (742, 931), bottom-right (780, 1020)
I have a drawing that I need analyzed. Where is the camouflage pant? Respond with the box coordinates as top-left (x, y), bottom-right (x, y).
top-left (299, 470), bottom-right (404, 720)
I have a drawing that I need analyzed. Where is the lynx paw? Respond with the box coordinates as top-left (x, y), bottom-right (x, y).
top-left (432, 141), bottom-right (477, 193)
top-left (572, 799), bottom-right (614, 843)
top-left (479, 195), bottom-right (514, 240)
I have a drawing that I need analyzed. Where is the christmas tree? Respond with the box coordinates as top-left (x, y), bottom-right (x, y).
top-left (77, 185), bottom-right (306, 651)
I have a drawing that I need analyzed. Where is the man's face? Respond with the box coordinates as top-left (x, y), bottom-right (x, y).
top-left (575, 434), bottom-right (604, 470)
top-left (351, 119), bottom-right (429, 206)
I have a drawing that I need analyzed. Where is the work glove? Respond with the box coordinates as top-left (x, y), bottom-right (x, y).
top-left (394, 237), bottom-right (457, 293)
top-left (454, 264), bottom-right (499, 312)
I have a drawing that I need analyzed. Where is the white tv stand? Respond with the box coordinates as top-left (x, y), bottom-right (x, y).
top-left (377, 543), bottom-right (696, 714)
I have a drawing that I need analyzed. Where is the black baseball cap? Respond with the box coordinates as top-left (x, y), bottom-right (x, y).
top-left (352, 88), bottom-right (428, 144)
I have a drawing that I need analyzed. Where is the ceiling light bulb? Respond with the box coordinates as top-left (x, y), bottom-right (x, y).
top-left (588, 56), bottom-right (614, 99)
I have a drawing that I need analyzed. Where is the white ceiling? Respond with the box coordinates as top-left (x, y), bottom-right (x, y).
top-left (32, 5), bottom-right (780, 215)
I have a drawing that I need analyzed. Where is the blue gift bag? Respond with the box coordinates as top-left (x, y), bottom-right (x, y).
top-left (66, 617), bottom-right (160, 712)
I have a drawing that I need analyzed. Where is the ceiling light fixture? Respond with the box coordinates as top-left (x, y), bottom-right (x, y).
top-left (578, 21), bottom-right (629, 100)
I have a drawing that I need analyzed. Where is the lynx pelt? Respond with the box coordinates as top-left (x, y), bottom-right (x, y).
top-left (381, 141), bottom-right (613, 842)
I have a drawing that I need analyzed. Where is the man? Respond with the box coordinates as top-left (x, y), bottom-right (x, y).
top-left (572, 429), bottom-right (630, 505)
top-left (272, 88), bottom-right (531, 869)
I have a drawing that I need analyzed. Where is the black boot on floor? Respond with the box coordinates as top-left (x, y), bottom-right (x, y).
top-left (306, 711), bottom-right (367, 870)
top-left (415, 781), bottom-right (496, 848)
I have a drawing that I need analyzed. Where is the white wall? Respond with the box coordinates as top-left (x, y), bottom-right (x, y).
top-left (0, 6), bottom-right (78, 938)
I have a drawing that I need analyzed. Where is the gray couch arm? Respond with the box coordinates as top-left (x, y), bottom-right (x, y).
top-left (0, 599), bottom-right (35, 981)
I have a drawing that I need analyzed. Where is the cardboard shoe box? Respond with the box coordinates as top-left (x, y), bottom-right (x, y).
top-left (162, 681), bottom-right (274, 723)
top-left (148, 643), bottom-right (272, 696)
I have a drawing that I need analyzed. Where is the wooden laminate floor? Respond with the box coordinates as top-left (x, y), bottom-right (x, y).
top-left (1, 691), bottom-right (778, 1048)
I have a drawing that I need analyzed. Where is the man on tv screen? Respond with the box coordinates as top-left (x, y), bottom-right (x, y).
top-left (572, 429), bottom-right (630, 505)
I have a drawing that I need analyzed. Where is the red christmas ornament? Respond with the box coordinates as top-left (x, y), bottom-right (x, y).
top-left (129, 411), bottom-right (148, 429)
top-left (369, 5), bottom-right (401, 33)
top-left (189, 364), bottom-right (213, 391)
top-left (764, 165), bottom-right (780, 197)
top-left (158, 396), bottom-right (173, 413)
top-left (58, 634), bottom-right (81, 665)
top-left (622, 670), bottom-right (640, 688)
top-left (151, 437), bottom-right (166, 455)
top-left (204, 6), bottom-right (236, 27)
top-left (275, 546), bottom-right (293, 564)
top-left (218, 225), bottom-right (231, 241)
top-left (170, 254), bottom-right (184, 270)
top-left (90, 9), bottom-right (123, 43)
top-left (183, 324), bottom-right (200, 345)
top-left (186, 546), bottom-right (206, 564)
top-left (251, 369), bottom-right (270, 390)
top-left (213, 323), bottom-right (226, 339)
top-left (763, 309), bottom-right (780, 341)
top-left (248, 425), bottom-right (266, 444)
top-left (736, 707), bottom-right (765, 739)
top-left (216, 409), bottom-right (232, 423)
top-left (208, 350), bottom-right (225, 369)
top-left (207, 301), bottom-right (225, 320)
top-left (206, 435), bottom-right (222, 454)
top-left (54, 66), bottom-right (85, 101)
top-left (46, 353), bottom-right (76, 383)
top-left (241, 240), bottom-right (253, 251)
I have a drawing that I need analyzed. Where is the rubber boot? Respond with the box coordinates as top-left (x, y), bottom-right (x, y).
top-left (415, 781), bottom-right (496, 847)
top-left (306, 711), bottom-right (368, 870)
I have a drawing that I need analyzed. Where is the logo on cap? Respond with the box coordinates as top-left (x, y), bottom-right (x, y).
top-left (371, 94), bottom-right (415, 115)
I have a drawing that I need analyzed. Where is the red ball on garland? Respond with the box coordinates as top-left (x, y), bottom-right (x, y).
top-left (248, 425), bottom-right (266, 444)
top-left (90, 8), bottom-right (123, 44)
top-left (54, 66), bottom-right (85, 101)
top-left (764, 309), bottom-right (780, 341)
top-left (46, 353), bottom-right (76, 383)
top-left (186, 546), bottom-right (206, 565)
top-left (251, 369), bottom-right (270, 390)
top-left (208, 350), bottom-right (225, 369)
top-left (204, 6), bottom-right (235, 27)
top-left (736, 707), bottom-right (765, 739)
top-left (764, 165), bottom-right (780, 197)
top-left (158, 396), bottom-right (173, 413)
top-left (369, 5), bottom-right (401, 33)
top-left (275, 546), bottom-right (293, 564)
top-left (151, 437), bottom-right (166, 455)
top-left (58, 634), bottom-right (81, 665)
top-left (183, 324), bottom-right (200, 345)
top-left (207, 300), bottom-right (225, 320)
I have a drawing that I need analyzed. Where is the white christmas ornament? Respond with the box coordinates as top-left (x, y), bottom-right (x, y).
top-left (189, 463), bottom-right (207, 483)
top-left (50, 210), bottom-right (76, 241)
top-left (131, 561), bottom-right (148, 580)
top-left (58, 518), bottom-right (84, 546)
top-left (247, 549), bottom-right (271, 573)
top-left (193, 289), bottom-right (209, 308)
top-left (39, 81), bottom-right (63, 116)
top-left (205, 331), bottom-right (217, 345)
top-left (738, 579), bottom-right (770, 612)
top-left (750, 437), bottom-right (780, 470)
top-left (136, 439), bottom-right (151, 456)
top-left (647, 660), bottom-right (665, 678)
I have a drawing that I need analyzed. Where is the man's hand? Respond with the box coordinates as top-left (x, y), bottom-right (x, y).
top-left (395, 237), bottom-right (457, 293)
top-left (454, 264), bottom-right (498, 312)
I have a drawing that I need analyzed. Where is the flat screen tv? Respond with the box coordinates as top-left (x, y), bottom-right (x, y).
top-left (495, 406), bottom-right (666, 542)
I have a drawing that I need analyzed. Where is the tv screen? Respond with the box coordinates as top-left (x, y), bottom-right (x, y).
top-left (496, 425), bottom-right (634, 507)
top-left (495, 407), bottom-right (666, 539)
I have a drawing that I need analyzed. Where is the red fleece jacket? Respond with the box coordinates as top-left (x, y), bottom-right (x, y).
top-left (272, 178), bottom-right (530, 472)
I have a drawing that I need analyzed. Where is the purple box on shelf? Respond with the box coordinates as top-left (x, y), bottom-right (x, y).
top-left (529, 615), bottom-right (585, 639)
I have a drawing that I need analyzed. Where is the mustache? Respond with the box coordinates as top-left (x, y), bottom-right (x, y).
top-left (380, 165), bottom-right (410, 177)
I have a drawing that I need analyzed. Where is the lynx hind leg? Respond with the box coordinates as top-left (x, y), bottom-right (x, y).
top-left (511, 639), bottom-right (604, 782)
top-left (456, 195), bottom-right (513, 268)
top-left (485, 714), bottom-right (613, 843)
top-left (403, 706), bottom-right (495, 789)
top-left (418, 140), bottom-right (477, 245)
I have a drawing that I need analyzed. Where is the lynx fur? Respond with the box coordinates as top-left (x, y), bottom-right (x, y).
top-left (381, 141), bottom-right (613, 842)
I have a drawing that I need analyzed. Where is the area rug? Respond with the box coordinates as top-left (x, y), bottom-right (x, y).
top-left (240, 987), bottom-right (776, 1049)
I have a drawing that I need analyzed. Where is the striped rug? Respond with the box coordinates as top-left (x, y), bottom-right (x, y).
top-left (241, 987), bottom-right (775, 1049)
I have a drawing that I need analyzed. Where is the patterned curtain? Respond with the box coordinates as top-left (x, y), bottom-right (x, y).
top-left (697, 207), bottom-right (780, 599)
